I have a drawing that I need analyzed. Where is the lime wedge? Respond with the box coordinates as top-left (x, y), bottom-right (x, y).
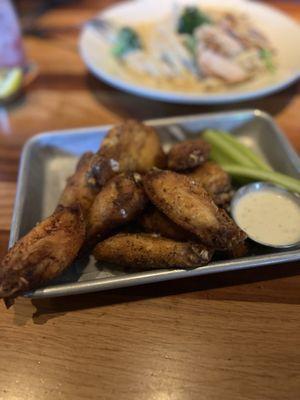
top-left (0, 67), bottom-right (23, 100)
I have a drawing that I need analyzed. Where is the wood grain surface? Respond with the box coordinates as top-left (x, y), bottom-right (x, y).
top-left (0, 1), bottom-right (300, 399)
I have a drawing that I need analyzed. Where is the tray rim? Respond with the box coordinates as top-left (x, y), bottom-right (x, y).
top-left (9, 109), bottom-right (300, 299)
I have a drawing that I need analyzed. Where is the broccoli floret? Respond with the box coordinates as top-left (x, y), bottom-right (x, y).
top-left (184, 34), bottom-right (197, 56)
top-left (178, 6), bottom-right (211, 35)
top-left (112, 27), bottom-right (141, 58)
top-left (259, 48), bottom-right (276, 72)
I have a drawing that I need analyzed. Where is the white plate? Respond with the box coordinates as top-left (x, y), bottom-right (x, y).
top-left (79, 0), bottom-right (300, 104)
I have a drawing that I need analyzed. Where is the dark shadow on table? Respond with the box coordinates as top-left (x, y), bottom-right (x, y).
top-left (24, 260), bottom-right (300, 325)
top-left (87, 73), bottom-right (299, 120)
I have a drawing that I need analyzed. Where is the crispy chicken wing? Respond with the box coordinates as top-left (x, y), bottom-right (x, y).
top-left (167, 139), bottom-right (210, 171)
top-left (58, 152), bottom-right (99, 216)
top-left (143, 170), bottom-right (246, 250)
top-left (93, 233), bottom-right (213, 269)
top-left (139, 207), bottom-right (197, 241)
top-left (227, 241), bottom-right (248, 258)
top-left (89, 120), bottom-right (165, 187)
top-left (87, 173), bottom-right (148, 243)
top-left (0, 205), bottom-right (85, 299)
top-left (186, 161), bottom-right (233, 206)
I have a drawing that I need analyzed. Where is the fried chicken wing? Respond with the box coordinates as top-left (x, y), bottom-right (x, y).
top-left (87, 173), bottom-right (148, 243)
top-left (227, 241), bottom-right (248, 258)
top-left (93, 233), bottom-right (213, 269)
top-left (139, 207), bottom-right (197, 241)
top-left (58, 152), bottom-right (99, 216)
top-left (167, 139), bottom-right (210, 171)
top-left (186, 161), bottom-right (233, 206)
top-left (143, 170), bottom-right (246, 250)
top-left (89, 120), bottom-right (165, 187)
top-left (0, 205), bottom-right (85, 299)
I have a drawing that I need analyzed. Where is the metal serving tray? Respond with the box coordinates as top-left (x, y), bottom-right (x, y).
top-left (10, 110), bottom-right (300, 299)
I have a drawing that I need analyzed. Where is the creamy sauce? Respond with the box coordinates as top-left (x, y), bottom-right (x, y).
top-left (234, 190), bottom-right (300, 246)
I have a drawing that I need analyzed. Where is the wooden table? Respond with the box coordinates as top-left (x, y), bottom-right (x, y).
top-left (1, 1), bottom-right (300, 399)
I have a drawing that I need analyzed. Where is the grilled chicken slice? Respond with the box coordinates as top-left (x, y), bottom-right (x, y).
top-left (197, 46), bottom-right (248, 83)
top-left (143, 170), bottom-right (246, 250)
top-left (167, 139), bottom-right (210, 171)
top-left (58, 152), bottom-right (99, 216)
top-left (89, 120), bottom-right (165, 187)
top-left (93, 233), bottom-right (213, 269)
top-left (0, 205), bottom-right (85, 299)
top-left (87, 173), bottom-right (148, 243)
top-left (218, 13), bottom-right (271, 50)
top-left (196, 25), bottom-right (244, 58)
top-left (186, 161), bottom-right (232, 206)
top-left (139, 207), bottom-right (197, 241)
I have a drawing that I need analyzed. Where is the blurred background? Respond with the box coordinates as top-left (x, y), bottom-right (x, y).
top-left (0, 0), bottom-right (299, 139)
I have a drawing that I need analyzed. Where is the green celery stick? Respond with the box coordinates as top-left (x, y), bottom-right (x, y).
top-left (210, 144), bottom-right (233, 165)
top-left (217, 131), bottom-right (272, 172)
top-left (221, 165), bottom-right (300, 194)
top-left (203, 130), bottom-right (256, 168)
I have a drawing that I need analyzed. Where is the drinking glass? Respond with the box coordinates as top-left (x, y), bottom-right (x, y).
top-left (0, 0), bottom-right (25, 68)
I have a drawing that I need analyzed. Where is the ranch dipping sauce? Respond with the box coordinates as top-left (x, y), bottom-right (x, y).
top-left (233, 187), bottom-right (300, 247)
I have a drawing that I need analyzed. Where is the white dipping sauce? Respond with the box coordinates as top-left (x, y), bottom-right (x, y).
top-left (234, 190), bottom-right (300, 246)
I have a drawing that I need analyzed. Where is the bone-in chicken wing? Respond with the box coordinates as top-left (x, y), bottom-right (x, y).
top-left (58, 152), bottom-right (99, 216)
top-left (167, 139), bottom-right (210, 171)
top-left (143, 170), bottom-right (246, 250)
top-left (87, 173), bottom-right (147, 243)
top-left (93, 233), bottom-right (213, 269)
top-left (0, 205), bottom-right (85, 299)
top-left (139, 207), bottom-right (197, 241)
top-left (227, 241), bottom-right (248, 258)
top-left (89, 120), bottom-right (166, 187)
top-left (186, 161), bottom-right (232, 206)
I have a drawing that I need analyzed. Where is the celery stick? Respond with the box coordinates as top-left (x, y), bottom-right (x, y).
top-left (217, 131), bottom-right (273, 172)
top-left (203, 130), bottom-right (256, 168)
top-left (210, 144), bottom-right (232, 165)
top-left (222, 165), bottom-right (300, 194)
